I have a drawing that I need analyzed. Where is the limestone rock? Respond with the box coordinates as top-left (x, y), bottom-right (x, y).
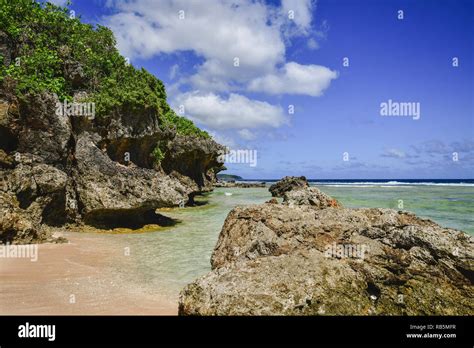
top-left (16, 92), bottom-right (72, 164)
top-left (0, 192), bottom-right (55, 244)
top-left (283, 186), bottom-right (342, 208)
top-left (269, 176), bottom-right (309, 197)
top-left (0, 155), bottom-right (68, 228)
top-left (162, 134), bottom-right (226, 191)
top-left (74, 132), bottom-right (190, 224)
top-left (180, 180), bottom-right (473, 315)
top-left (0, 92), bottom-right (223, 242)
top-left (0, 26), bottom-right (225, 243)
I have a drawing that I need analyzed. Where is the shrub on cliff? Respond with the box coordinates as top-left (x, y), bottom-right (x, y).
top-left (0, 0), bottom-right (208, 138)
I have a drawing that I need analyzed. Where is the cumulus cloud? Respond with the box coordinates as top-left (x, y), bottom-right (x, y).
top-left (205, 130), bottom-right (237, 148)
top-left (102, 0), bottom-right (336, 132)
top-left (103, 0), bottom-right (284, 70)
top-left (102, 0), bottom-right (334, 95)
top-left (248, 62), bottom-right (338, 96)
top-left (174, 92), bottom-right (287, 130)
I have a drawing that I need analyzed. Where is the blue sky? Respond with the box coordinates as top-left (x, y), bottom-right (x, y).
top-left (49, 0), bottom-right (473, 179)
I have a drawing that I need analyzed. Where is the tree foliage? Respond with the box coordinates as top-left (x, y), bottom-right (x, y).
top-left (0, 0), bottom-right (209, 138)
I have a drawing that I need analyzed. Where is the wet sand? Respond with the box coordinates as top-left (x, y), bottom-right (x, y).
top-left (0, 232), bottom-right (177, 315)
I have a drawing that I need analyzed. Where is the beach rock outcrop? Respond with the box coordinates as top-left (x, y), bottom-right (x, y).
top-left (17, 92), bottom-right (72, 164)
top-left (0, 6), bottom-right (225, 243)
top-left (179, 179), bottom-right (474, 315)
top-left (269, 176), bottom-right (308, 197)
top-left (0, 152), bottom-right (68, 228)
top-left (73, 132), bottom-right (190, 227)
top-left (0, 188), bottom-right (65, 244)
top-left (0, 88), bottom-right (222, 242)
top-left (283, 186), bottom-right (342, 208)
top-left (0, 192), bottom-right (41, 244)
top-left (162, 134), bottom-right (225, 192)
top-left (0, 92), bottom-right (222, 241)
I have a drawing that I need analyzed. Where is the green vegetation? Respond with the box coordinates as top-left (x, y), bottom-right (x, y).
top-left (216, 174), bottom-right (243, 181)
top-left (151, 142), bottom-right (166, 166)
top-left (0, 0), bottom-right (209, 138)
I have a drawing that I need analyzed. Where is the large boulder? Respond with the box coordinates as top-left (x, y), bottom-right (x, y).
top-left (0, 191), bottom-right (61, 244)
top-left (179, 181), bottom-right (474, 315)
top-left (283, 186), bottom-right (342, 208)
top-left (269, 176), bottom-right (308, 197)
top-left (0, 153), bottom-right (69, 228)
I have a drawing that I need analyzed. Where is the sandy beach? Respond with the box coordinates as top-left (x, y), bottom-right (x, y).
top-left (0, 232), bottom-right (177, 315)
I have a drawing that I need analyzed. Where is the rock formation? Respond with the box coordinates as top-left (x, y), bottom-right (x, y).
top-left (269, 175), bottom-right (308, 197)
top-left (0, 88), bottom-right (224, 243)
top-left (179, 177), bottom-right (474, 315)
top-left (0, 16), bottom-right (224, 243)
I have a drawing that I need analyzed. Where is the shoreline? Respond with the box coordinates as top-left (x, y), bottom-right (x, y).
top-left (1, 184), bottom-right (473, 315)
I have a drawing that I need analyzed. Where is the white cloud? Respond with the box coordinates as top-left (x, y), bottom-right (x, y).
top-left (174, 92), bottom-right (287, 130)
top-left (169, 64), bottom-right (179, 80)
top-left (205, 130), bottom-right (237, 148)
top-left (102, 0), bottom-right (334, 95)
top-left (103, 0), bottom-right (337, 133)
top-left (238, 129), bottom-right (257, 141)
top-left (281, 0), bottom-right (314, 35)
top-left (248, 62), bottom-right (338, 96)
top-left (381, 148), bottom-right (406, 159)
top-left (307, 38), bottom-right (319, 50)
top-left (104, 0), bottom-right (284, 70)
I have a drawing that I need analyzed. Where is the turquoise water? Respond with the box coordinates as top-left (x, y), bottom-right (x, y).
top-left (103, 184), bottom-right (473, 301)
top-left (317, 184), bottom-right (474, 235)
top-left (107, 187), bottom-right (270, 300)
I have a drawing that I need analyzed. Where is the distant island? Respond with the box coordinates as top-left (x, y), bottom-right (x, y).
top-left (216, 174), bottom-right (243, 181)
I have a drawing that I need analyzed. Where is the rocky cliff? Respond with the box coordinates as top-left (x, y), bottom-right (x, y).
top-left (0, 90), bottom-right (223, 244)
top-left (0, 3), bottom-right (224, 243)
top-left (179, 177), bottom-right (474, 315)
